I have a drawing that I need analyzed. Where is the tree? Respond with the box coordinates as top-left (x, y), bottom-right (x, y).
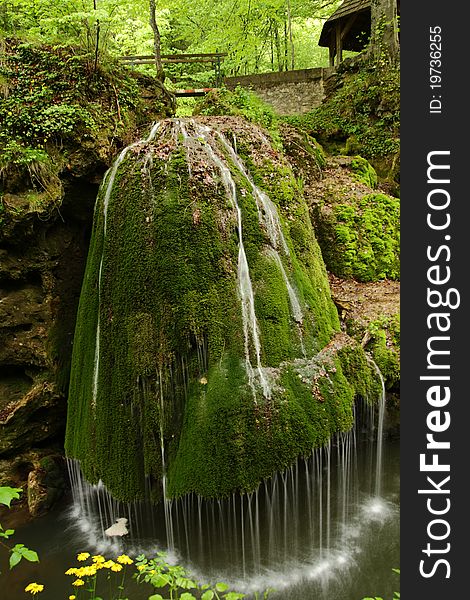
top-left (149, 0), bottom-right (164, 81)
top-left (369, 0), bottom-right (399, 63)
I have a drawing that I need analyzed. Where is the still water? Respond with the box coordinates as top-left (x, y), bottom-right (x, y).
top-left (2, 432), bottom-right (398, 600)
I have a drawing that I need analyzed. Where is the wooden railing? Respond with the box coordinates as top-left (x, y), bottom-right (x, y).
top-left (120, 52), bottom-right (227, 87)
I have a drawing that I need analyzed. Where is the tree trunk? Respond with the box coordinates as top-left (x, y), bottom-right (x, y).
top-left (149, 0), bottom-right (164, 81)
top-left (370, 0), bottom-right (399, 63)
top-left (93, 0), bottom-right (100, 72)
top-left (287, 0), bottom-right (295, 70)
top-left (284, 19), bottom-right (288, 71)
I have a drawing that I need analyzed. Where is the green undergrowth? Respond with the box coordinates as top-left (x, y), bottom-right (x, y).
top-left (0, 38), bottom-right (173, 225)
top-left (65, 121), bottom-right (381, 501)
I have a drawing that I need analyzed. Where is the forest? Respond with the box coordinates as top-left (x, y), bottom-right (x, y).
top-left (0, 1), bottom-right (400, 599)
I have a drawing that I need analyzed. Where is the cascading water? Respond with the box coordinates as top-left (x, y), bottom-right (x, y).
top-left (65, 117), bottom-right (395, 596)
top-left (178, 120), bottom-right (271, 398)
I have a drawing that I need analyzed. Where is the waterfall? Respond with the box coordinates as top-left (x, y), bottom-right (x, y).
top-left (216, 131), bottom-right (290, 256)
top-left (66, 406), bottom-right (391, 581)
top-left (368, 359), bottom-right (386, 496)
top-left (66, 118), bottom-right (393, 592)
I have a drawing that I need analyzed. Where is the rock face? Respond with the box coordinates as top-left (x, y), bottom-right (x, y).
top-left (0, 185), bottom-right (95, 507)
top-left (65, 116), bottom-right (383, 502)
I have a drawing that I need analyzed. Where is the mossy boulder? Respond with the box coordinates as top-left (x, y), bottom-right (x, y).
top-left (308, 157), bottom-right (399, 282)
top-left (65, 116), bottom-right (381, 501)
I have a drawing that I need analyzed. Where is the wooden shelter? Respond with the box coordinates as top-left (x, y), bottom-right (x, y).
top-left (318, 0), bottom-right (372, 66)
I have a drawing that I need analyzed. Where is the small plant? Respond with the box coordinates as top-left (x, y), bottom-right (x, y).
top-left (0, 486), bottom-right (42, 596)
top-left (135, 552), bottom-right (272, 600)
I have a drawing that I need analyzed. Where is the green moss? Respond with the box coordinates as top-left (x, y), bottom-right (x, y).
top-left (168, 344), bottom-right (371, 498)
top-left (350, 156), bottom-right (378, 188)
top-left (337, 344), bottom-right (382, 402)
top-left (66, 122), bottom-right (379, 501)
top-left (366, 315), bottom-right (400, 388)
top-left (314, 192), bottom-right (400, 282)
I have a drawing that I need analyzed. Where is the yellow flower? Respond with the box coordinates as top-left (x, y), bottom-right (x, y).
top-left (92, 555), bottom-right (105, 563)
top-left (137, 564), bottom-right (146, 572)
top-left (65, 568), bottom-right (78, 576)
top-left (24, 583), bottom-right (44, 595)
top-left (117, 554), bottom-right (133, 565)
top-left (80, 565), bottom-right (97, 577)
top-left (103, 560), bottom-right (115, 569)
top-left (110, 563), bottom-right (123, 572)
top-left (69, 596), bottom-right (76, 600)
top-left (72, 579), bottom-right (85, 587)
top-left (77, 552), bottom-right (90, 562)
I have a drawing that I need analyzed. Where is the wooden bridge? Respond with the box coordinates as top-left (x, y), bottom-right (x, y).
top-left (120, 52), bottom-right (227, 97)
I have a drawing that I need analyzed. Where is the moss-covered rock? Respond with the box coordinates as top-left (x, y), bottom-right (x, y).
top-left (307, 157), bottom-right (399, 282)
top-left (328, 274), bottom-right (400, 392)
top-left (65, 116), bottom-right (383, 501)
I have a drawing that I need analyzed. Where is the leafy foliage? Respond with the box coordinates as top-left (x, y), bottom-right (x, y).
top-left (135, 552), bottom-right (272, 599)
top-left (0, 487), bottom-right (40, 575)
top-left (0, 37), bottom-right (171, 224)
top-left (1, 0), bottom-right (341, 82)
top-left (0, 487), bottom-right (22, 508)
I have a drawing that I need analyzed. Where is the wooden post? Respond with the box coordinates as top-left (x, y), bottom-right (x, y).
top-left (335, 22), bottom-right (343, 66)
top-left (329, 31), bottom-right (335, 67)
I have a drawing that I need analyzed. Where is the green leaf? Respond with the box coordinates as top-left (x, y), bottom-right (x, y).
top-left (150, 574), bottom-right (170, 588)
top-left (180, 594), bottom-right (197, 600)
top-left (0, 487), bottom-right (22, 507)
top-left (201, 591), bottom-right (214, 600)
top-left (9, 552), bottom-right (22, 569)
top-left (148, 595), bottom-right (164, 600)
top-left (215, 583), bottom-right (229, 592)
top-left (223, 593), bottom-right (246, 600)
top-left (5, 529), bottom-right (14, 536)
top-left (22, 549), bottom-right (39, 562)
top-left (392, 568), bottom-right (400, 575)
top-left (176, 577), bottom-right (197, 589)
top-left (12, 543), bottom-right (25, 551)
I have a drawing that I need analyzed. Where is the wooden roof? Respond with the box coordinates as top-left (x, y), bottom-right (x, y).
top-left (324, 0), bottom-right (370, 24)
top-left (318, 0), bottom-right (371, 51)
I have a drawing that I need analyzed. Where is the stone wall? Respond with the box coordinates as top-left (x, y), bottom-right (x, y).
top-left (225, 68), bottom-right (334, 115)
